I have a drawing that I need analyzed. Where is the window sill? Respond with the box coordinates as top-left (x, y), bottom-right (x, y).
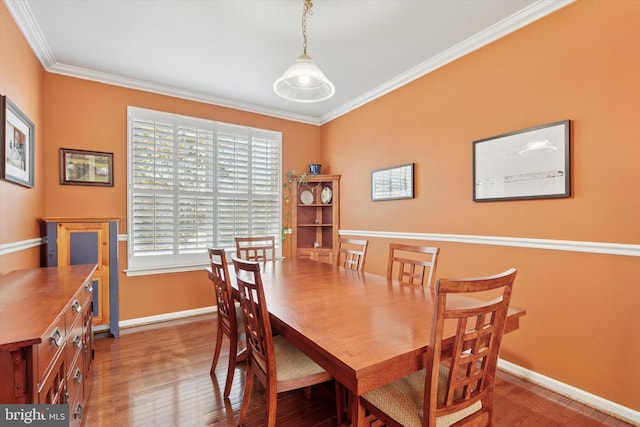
top-left (124, 263), bottom-right (209, 277)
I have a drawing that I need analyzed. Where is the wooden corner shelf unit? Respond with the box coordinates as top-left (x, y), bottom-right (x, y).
top-left (291, 174), bottom-right (340, 264)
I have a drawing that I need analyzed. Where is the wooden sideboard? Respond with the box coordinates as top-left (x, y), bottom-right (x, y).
top-left (0, 264), bottom-right (97, 426)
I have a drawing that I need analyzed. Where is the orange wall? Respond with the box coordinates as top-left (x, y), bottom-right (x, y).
top-left (40, 74), bottom-right (321, 320)
top-left (2, 0), bottom-right (639, 413)
top-left (325, 1), bottom-right (639, 244)
top-left (322, 1), bottom-right (639, 410)
top-left (0, 4), bottom-right (45, 274)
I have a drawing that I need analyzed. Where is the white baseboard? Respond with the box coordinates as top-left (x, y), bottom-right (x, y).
top-left (498, 359), bottom-right (640, 425)
top-left (118, 306), bottom-right (217, 329)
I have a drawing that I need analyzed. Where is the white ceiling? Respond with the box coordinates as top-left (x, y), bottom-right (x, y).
top-left (5, 0), bottom-right (572, 125)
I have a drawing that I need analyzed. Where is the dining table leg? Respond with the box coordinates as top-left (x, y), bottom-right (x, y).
top-left (345, 389), bottom-right (367, 427)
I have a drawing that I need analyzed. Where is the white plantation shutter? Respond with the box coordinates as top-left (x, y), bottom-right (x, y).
top-left (177, 125), bottom-right (215, 252)
top-left (127, 107), bottom-right (281, 274)
top-left (216, 128), bottom-right (250, 248)
top-left (130, 116), bottom-right (175, 259)
top-left (250, 133), bottom-right (281, 238)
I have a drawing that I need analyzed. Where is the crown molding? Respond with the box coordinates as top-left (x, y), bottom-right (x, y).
top-left (48, 63), bottom-right (323, 125)
top-left (319, 0), bottom-right (575, 124)
top-left (2, 0), bottom-right (56, 67)
top-left (3, 0), bottom-right (321, 125)
top-left (5, 0), bottom-right (573, 126)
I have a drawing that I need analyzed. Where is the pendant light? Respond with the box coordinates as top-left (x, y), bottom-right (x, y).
top-left (273, 0), bottom-right (335, 102)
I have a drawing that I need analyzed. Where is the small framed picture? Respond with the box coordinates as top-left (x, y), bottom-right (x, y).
top-left (1, 96), bottom-right (35, 188)
top-left (371, 163), bottom-right (415, 201)
top-left (60, 148), bottom-right (114, 187)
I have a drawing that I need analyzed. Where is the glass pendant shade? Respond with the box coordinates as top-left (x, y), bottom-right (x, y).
top-left (273, 54), bottom-right (335, 102)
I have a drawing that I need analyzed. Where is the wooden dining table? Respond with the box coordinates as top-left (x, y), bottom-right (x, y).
top-left (208, 258), bottom-right (526, 426)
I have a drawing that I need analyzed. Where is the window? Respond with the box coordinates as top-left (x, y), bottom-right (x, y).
top-left (127, 107), bottom-right (281, 275)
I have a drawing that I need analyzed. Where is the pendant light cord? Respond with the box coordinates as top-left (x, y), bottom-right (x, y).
top-left (302, 0), bottom-right (313, 55)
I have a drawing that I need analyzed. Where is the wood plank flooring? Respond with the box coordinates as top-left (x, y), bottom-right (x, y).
top-left (83, 314), bottom-right (633, 427)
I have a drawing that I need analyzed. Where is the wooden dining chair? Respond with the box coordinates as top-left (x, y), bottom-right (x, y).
top-left (235, 236), bottom-right (276, 261)
top-left (336, 237), bottom-right (369, 271)
top-left (231, 255), bottom-right (334, 427)
top-left (387, 243), bottom-right (440, 287)
top-left (207, 247), bottom-right (245, 398)
top-left (360, 268), bottom-right (517, 427)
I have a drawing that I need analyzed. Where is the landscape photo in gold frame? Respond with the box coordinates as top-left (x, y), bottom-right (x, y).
top-left (60, 148), bottom-right (113, 186)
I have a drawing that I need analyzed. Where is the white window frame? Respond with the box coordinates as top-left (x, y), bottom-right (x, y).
top-left (126, 106), bottom-right (282, 276)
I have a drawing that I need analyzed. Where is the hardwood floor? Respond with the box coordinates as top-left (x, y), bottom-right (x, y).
top-left (84, 314), bottom-right (633, 427)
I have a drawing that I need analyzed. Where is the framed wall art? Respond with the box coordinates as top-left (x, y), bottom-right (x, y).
top-left (371, 162), bottom-right (414, 201)
top-left (473, 120), bottom-right (570, 202)
top-left (1, 96), bottom-right (35, 188)
top-left (60, 148), bottom-right (114, 186)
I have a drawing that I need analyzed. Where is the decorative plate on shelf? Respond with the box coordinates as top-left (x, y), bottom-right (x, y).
top-left (300, 190), bottom-right (314, 205)
top-left (320, 186), bottom-right (333, 204)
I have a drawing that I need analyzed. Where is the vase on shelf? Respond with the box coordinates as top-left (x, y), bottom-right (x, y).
top-left (309, 164), bottom-right (322, 174)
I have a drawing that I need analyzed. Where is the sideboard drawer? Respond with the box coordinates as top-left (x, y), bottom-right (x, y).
top-left (37, 349), bottom-right (66, 404)
top-left (0, 264), bottom-right (97, 408)
top-left (66, 351), bottom-right (84, 413)
top-left (37, 313), bottom-right (66, 384)
top-left (66, 314), bottom-right (83, 376)
top-left (65, 293), bottom-right (84, 334)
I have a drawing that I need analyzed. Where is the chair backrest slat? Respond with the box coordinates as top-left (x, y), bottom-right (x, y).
top-left (424, 268), bottom-right (517, 426)
top-left (336, 238), bottom-right (369, 271)
top-left (235, 236), bottom-right (276, 262)
top-left (232, 255), bottom-right (275, 382)
top-left (387, 243), bottom-right (440, 287)
top-left (207, 248), bottom-right (237, 333)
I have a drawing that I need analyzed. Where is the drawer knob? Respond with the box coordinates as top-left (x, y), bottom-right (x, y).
top-left (71, 299), bottom-right (82, 313)
top-left (50, 328), bottom-right (64, 347)
top-left (73, 367), bottom-right (83, 383)
top-left (73, 335), bottom-right (82, 348)
top-left (74, 403), bottom-right (83, 419)
top-left (85, 281), bottom-right (93, 292)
